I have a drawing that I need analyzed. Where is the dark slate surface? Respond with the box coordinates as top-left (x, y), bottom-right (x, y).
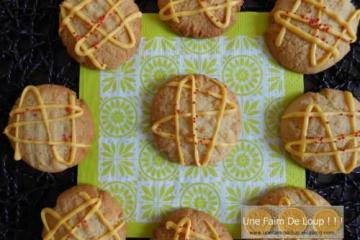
top-left (0, 0), bottom-right (359, 239)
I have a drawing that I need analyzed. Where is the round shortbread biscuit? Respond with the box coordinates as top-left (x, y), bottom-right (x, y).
top-left (41, 184), bottom-right (127, 240)
top-left (151, 74), bottom-right (241, 166)
top-left (4, 84), bottom-right (94, 173)
top-left (281, 88), bottom-right (360, 174)
top-left (255, 187), bottom-right (339, 240)
top-left (59, 0), bottom-right (142, 69)
top-left (258, 187), bottom-right (330, 206)
top-left (266, 0), bottom-right (359, 74)
top-left (158, 0), bottom-right (243, 38)
top-left (153, 208), bottom-right (233, 240)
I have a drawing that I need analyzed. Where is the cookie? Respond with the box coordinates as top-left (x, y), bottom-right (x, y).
top-left (151, 74), bottom-right (241, 166)
top-left (254, 187), bottom-right (339, 240)
top-left (41, 184), bottom-right (127, 240)
top-left (158, 0), bottom-right (243, 38)
top-left (3, 85), bottom-right (94, 173)
top-left (281, 89), bottom-right (360, 174)
top-left (266, 0), bottom-right (360, 74)
top-left (258, 187), bottom-right (330, 206)
top-left (59, 0), bottom-right (142, 70)
top-left (154, 208), bottom-right (232, 240)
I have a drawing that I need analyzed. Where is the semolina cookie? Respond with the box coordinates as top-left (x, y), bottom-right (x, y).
top-left (158, 0), bottom-right (244, 38)
top-left (281, 89), bottom-right (360, 174)
top-left (255, 187), bottom-right (340, 240)
top-left (258, 187), bottom-right (330, 206)
top-left (59, 0), bottom-right (142, 70)
top-left (3, 84), bottom-right (94, 173)
top-left (41, 184), bottom-right (127, 240)
top-left (151, 74), bottom-right (241, 166)
top-left (266, 0), bottom-right (360, 74)
top-left (153, 208), bottom-right (233, 240)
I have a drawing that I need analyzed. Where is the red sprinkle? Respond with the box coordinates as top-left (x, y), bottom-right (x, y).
top-left (75, 35), bottom-right (83, 41)
top-left (309, 18), bottom-right (320, 28)
top-left (63, 134), bottom-right (72, 142)
top-left (98, 15), bottom-right (106, 24)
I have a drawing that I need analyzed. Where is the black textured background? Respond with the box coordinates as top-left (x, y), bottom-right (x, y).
top-left (0, 0), bottom-right (359, 239)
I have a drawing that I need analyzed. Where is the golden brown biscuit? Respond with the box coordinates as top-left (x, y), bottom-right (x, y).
top-left (158, 0), bottom-right (243, 38)
top-left (256, 187), bottom-right (335, 240)
top-left (258, 187), bottom-right (330, 206)
top-left (266, 0), bottom-right (360, 74)
top-left (3, 85), bottom-right (94, 173)
top-left (41, 184), bottom-right (127, 240)
top-left (281, 88), bottom-right (360, 174)
top-left (151, 74), bottom-right (241, 166)
top-left (59, 0), bottom-right (142, 69)
top-left (153, 208), bottom-right (233, 240)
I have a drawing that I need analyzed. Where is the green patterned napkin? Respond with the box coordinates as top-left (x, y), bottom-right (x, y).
top-left (78, 13), bottom-right (305, 238)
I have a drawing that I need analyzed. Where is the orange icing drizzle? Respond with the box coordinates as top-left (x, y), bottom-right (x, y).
top-left (282, 91), bottom-right (360, 173)
top-left (274, 0), bottom-right (360, 67)
top-left (166, 217), bottom-right (220, 240)
top-left (41, 192), bottom-right (125, 240)
top-left (159, 0), bottom-right (242, 29)
top-left (282, 91), bottom-right (359, 174)
top-left (60, 0), bottom-right (142, 69)
top-left (151, 75), bottom-right (238, 166)
top-left (3, 86), bottom-right (90, 166)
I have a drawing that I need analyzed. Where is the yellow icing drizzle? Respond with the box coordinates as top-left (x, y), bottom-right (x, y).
top-left (3, 86), bottom-right (90, 166)
top-left (151, 75), bottom-right (238, 166)
top-left (41, 191), bottom-right (125, 240)
top-left (299, 189), bottom-right (317, 205)
top-left (276, 189), bottom-right (318, 240)
top-left (278, 190), bottom-right (317, 205)
top-left (166, 217), bottom-right (220, 240)
top-left (159, 0), bottom-right (242, 29)
top-left (274, 0), bottom-right (360, 67)
top-left (60, 0), bottom-right (142, 69)
top-left (278, 196), bottom-right (292, 205)
top-left (282, 91), bottom-right (359, 173)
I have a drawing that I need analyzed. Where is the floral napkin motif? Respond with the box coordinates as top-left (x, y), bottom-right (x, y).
top-left (78, 13), bottom-right (304, 238)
